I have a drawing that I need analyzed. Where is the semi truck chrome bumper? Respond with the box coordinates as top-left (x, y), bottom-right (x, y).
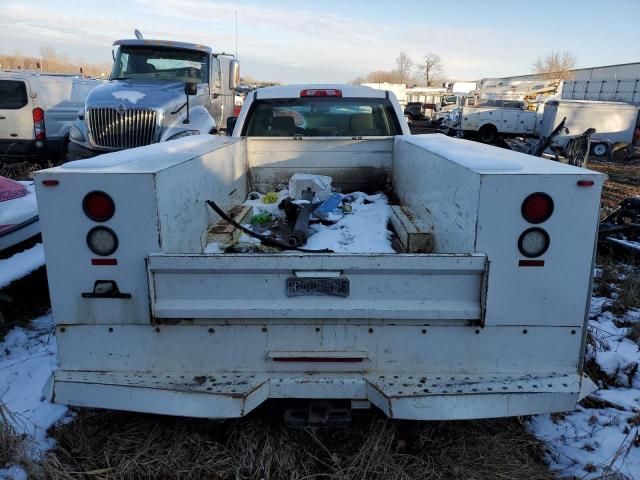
top-left (52, 370), bottom-right (588, 420)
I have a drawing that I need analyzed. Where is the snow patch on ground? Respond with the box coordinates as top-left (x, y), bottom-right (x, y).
top-left (528, 289), bottom-right (640, 479)
top-left (0, 314), bottom-right (68, 457)
top-left (0, 244), bottom-right (45, 289)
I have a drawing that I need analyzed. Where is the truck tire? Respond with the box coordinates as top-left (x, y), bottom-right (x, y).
top-left (610, 142), bottom-right (632, 162)
top-left (590, 142), bottom-right (609, 157)
top-left (478, 124), bottom-right (498, 144)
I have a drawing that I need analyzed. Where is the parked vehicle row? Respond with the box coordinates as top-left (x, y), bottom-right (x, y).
top-left (0, 71), bottom-right (100, 163)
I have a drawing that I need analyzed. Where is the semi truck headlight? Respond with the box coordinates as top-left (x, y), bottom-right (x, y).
top-left (70, 125), bottom-right (85, 142)
top-left (87, 226), bottom-right (118, 256)
top-left (518, 228), bottom-right (550, 258)
top-left (167, 130), bottom-right (200, 141)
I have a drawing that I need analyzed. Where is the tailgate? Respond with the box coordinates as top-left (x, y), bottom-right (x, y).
top-left (148, 253), bottom-right (487, 321)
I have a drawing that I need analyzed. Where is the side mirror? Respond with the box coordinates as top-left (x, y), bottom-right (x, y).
top-left (229, 60), bottom-right (240, 90)
top-left (226, 116), bottom-right (238, 135)
top-left (185, 82), bottom-right (198, 96)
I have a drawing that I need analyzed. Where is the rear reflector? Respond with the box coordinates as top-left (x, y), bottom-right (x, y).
top-left (91, 258), bottom-right (118, 266)
top-left (272, 357), bottom-right (363, 363)
top-left (519, 260), bottom-right (545, 267)
top-left (42, 179), bottom-right (59, 186)
top-left (577, 180), bottom-right (594, 187)
top-left (300, 89), bottom-right (342, 97)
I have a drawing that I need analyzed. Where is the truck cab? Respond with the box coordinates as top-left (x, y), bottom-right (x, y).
top-left (68, 38), bottom-right (239, 160)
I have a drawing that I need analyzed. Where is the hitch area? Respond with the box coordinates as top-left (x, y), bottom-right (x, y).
top-left (284, 400), bottom-right (356, 428)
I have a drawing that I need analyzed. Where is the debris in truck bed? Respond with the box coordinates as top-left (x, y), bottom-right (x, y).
top-left (204, 189), bottom-right (394, 254)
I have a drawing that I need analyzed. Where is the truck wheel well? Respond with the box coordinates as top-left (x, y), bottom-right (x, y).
top-left (478, 124), bottom-right (498, 144)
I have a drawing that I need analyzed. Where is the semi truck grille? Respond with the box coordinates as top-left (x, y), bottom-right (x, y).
top-left (87, 107), bottom-right (158, 149)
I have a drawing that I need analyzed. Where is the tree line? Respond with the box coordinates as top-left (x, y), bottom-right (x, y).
top-left (0, 47), bottom-right (112, 78)
top-left (351, 51), bottom-right (577, 86)
top-left (351, 52), bottom-right (444, 87)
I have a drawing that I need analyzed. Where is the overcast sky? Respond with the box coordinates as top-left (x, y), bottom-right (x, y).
top-left (1, 0), bottom-right (638, 83)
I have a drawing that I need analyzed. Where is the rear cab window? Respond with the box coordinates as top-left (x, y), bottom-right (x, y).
top-left (0, 80), bottom-right (29, 110)
top-left (243, 97), bottom-right (402, 137)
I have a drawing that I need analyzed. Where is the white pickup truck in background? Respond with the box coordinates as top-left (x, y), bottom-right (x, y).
top-left (35, 84), bottom-right (604, 423)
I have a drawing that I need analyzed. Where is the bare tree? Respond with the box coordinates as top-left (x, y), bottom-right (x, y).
top-left (418, 53), bottom-right (443, 86)
top-left (395, 52), bottom-right (413, 85)
top-left (533, 51), bottom-right (577, 80)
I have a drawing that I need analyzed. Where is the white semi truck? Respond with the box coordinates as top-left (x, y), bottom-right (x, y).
top-left (35, 85), bottom-right (604, 422)
top-left (67, 35), bottom-right (239, 160)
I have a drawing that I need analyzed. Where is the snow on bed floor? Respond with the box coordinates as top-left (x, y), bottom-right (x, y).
top-left (0, 314), bottom-right (68, 461)
top-left (528, 291), bottom-right (640, 479)
top-left (240, 190), bottom-right (394, 253)
top-left (0, 243), bottom-right (45, 289)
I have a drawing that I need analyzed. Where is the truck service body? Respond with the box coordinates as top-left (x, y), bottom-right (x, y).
top-left (67, 38), bottom-right (239, 160)
top-left (36, 84), bottom-right (604, 420)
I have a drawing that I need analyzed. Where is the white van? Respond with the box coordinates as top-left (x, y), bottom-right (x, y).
top-left (0, 71), bottom-right (100, 163)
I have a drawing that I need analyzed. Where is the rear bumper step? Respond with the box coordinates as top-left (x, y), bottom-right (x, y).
top-left (53, 370), bottom-right (587, 420)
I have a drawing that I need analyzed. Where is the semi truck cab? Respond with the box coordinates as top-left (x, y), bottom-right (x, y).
top-left (68, 37), bottom-right (239, 160)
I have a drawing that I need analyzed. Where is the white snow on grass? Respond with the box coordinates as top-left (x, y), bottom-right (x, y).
top-left (0, 244), bottom-right (45, 289)
top-left (0, 314), bottom-right (68, 457)
top-left (528, 286), bottom-right (640, 479)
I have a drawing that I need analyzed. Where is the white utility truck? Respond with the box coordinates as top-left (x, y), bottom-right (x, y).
top-left (35, 85), bottom-right (604, 422)
top-left (444, 96), bottom-right (537, 143)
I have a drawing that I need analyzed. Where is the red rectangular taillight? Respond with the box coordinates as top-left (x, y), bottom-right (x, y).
top-left (300, 89), bottom-right (342, 97)
top-left (33, 107), bottom-right (46, 141)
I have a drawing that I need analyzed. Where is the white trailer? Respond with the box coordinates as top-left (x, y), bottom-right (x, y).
top-left (540, 99), bottom-right (640, 157)
top-left (35, 85), bottom-right (604, 421)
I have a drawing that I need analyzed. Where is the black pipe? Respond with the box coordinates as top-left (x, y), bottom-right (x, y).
top-left (288, 188), bottom-right (314, 247)
top-left (206, 199), bottom-right (333, 253)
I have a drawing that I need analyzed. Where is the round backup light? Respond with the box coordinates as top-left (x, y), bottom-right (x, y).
top-left (521, 192), bottom-right (554, 224)
top-left (83, 191), bottom-right (115, 222)
top-left (87, 226), bottom-right (118, 256)
top-left (518, 228), bottom-right (550, 258)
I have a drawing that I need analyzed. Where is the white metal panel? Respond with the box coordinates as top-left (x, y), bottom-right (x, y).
top-left (155, 139), bottom-right (248, 253)
top-left (393, 139), bottom-right (480, 253)
top-left (55, 324), bottom-right (583, 376)
top-left (34, 171), bottom-right (160, 325)
top-left (148, 254), bottom-right (486, 320)
top-left (476, 172), bottom-right (603, 327)
top-left (247, 137), bottom-right (393, 193)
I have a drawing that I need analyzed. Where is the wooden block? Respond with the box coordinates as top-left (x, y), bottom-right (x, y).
top-left (208, 205), bottom-right (253, 244)
top-left (390, 205), bottom-right (433, 253)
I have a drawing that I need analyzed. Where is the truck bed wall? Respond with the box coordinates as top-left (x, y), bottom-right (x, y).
top-left (247, 138), bottom-right (393, 193)
top-left (393, 138), bottom-right (479, 253)
top-left (156, 139), bottom-right (248, 253)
